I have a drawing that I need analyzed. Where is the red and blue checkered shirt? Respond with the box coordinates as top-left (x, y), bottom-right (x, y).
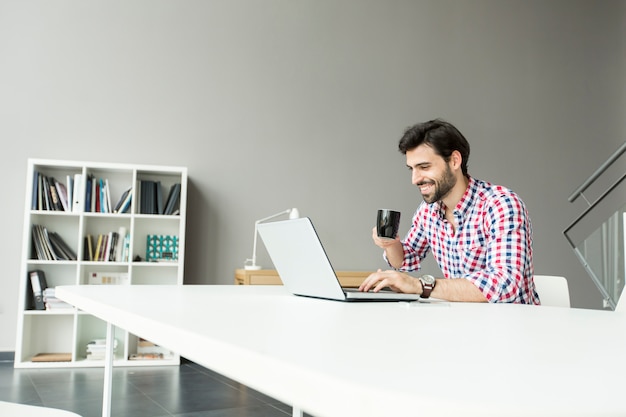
top-left (392, 176), bottom-right (539, 304)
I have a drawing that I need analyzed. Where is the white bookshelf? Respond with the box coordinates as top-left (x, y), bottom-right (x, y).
top-left (15, 159), bottom-right (187, 368)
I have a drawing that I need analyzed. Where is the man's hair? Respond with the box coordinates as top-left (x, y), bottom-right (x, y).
top-left (398, 119), bottom-right (470, 176)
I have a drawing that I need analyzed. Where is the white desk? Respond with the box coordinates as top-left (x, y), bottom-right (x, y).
top-left (56, 285), bottom-right (626, 417)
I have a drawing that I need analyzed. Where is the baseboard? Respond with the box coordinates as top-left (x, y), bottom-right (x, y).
top-left (0, 352), bottom-right (15, 362)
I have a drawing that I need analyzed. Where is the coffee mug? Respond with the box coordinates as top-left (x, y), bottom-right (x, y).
top-left (377, 209), bottom-right (401, 239)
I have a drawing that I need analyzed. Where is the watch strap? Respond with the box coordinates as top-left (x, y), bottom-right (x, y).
top-left (420, 276), bottom-right (435, 299)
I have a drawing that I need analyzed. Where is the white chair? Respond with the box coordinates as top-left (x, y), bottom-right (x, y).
top-left (533, 275), bottom-right (570, 307)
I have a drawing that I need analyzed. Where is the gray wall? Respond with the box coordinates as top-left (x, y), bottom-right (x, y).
top-left (1, 0), bottom-right (624, 350)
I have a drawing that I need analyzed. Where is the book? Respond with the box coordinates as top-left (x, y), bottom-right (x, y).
top-left (47, 177), bottom-right (63, 211)
top-left (105, 179), bottom-right (112, 213)
top-left (41, 174), bottom-right (52, 210)
top-left (31, 171), bottom-right (39, 210)
top-left (85, 175), bottom-right (93, 212)
top-left (31, 225), bottom-right (47, 260)
top-left (156, 181), bottom-right (163, 214)
top-left (122, 233), bottom-right (130, 262)
top-left (92, 176), bottom-right (97, 212)
top-left (135, 338), bottom-right (173, 359)
top-left (31, 352), bottom-right (71, 362)
top-left (119, 189), bottom-right (132, 213)
top-left (48, 231), bottom-right (77, 260)
top-left (95, 178), bottom-right (101, 212)
top-left (102, 232), bottom-right (112, 262)
top-left (163, 183), bottom-right (181, 215)
top-left (89, 271), bottom-right (129, 285)
top-left (66, 174), bottom-right (73, 211)
top-left (32, 225), bottom-right (55, 260)
top-left (129, 352), bottom-right (164, 360)
top-left (97, 178), bottom-right (104, 213)
top-left (43, 288), bottom-right (73, 309)
top-left (28, 270), bottom-right (48, 310)
top-left (106, 231), bottom-right (119, 261)
top-left (53, 178), bottom-right (70, 211)
top-left (72, 173), bottom-right (83, 213)
top-left (86, 339), bottom-right (118, 360)
top-left (85, 234), bottom-right (94, 261)
top-left (37, 172), bottom-right (44, 210)
top-left (42, 227), bottom-right (62, 260)
top-left (94, 234), bottom-right (104, 262)
top-left (140, 180), bottom-right (160, 214)
top-left (113, 187), bottom-right (131, 213)
top-left (115, 227), bottom-right (126, 261)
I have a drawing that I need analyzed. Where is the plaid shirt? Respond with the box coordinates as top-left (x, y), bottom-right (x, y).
top-left (393, 176), bottom-right (539, 304)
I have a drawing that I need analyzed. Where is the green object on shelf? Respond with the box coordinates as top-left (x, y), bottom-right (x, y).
top-left (146, 235), bottom-right (179, 262)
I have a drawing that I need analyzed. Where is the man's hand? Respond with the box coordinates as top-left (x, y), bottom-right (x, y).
top-left (371, 227), bottom-right (405, 269)
top-left (359, 269), bottom-right (422, 294)
top-left (371, 227), bottom-right (401, 249)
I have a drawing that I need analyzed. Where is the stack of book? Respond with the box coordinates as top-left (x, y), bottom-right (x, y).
top-left (84, 175), bottom-right (132, 214)
top-left (138, 181), bottom-right (181, 215)
top-left (84, 227), bottom-right (130, 262)
top-left (31, 171), bottom-right (72, 212)
top-left (43, 288), bottom-right (73, 310)
top-left (129, 338), bottom-right (172, 360)
top-left (31, 225), bottom-right (77, 261)
top-left (86, 339), bottom-right (118, 361)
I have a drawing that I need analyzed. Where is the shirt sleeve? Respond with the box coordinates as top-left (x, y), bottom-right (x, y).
top-left (463, 194), bottom-right (533, 303)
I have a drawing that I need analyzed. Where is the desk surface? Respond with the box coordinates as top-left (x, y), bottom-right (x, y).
top-left (56, 285), bottom-right (626, 417)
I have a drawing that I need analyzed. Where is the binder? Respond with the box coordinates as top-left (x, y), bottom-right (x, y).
top-left (72, 173), bottom-right (83, 213)
top-left (29, 270), bottom-right (48, 310)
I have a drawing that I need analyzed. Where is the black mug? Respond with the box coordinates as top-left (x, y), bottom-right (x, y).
top-left (377, 209), bottom-right (401, 239)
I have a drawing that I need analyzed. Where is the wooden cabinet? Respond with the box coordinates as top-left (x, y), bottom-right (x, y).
top-left (235, 269), bottom-right (369, 288)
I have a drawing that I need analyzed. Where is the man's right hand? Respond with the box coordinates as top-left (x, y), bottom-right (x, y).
top-left (371, 227), bottom-right (404, 269)
top-left (371, 226), bottom-right (401, 249)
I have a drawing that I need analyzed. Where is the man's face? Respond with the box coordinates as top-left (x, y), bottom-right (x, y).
top-left (405, 144), bottom-right (457, 204)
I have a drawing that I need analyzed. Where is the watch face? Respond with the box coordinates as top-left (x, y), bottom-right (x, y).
top-left (422, 275), bottom-right (435, 285)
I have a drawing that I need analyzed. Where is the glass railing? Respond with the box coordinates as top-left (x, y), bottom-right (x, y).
top-left (564, 142), bottom-right (626, 310)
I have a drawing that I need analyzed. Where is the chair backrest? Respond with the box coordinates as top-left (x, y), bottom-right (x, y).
top-left (533, 275), bottom-right (570, 307)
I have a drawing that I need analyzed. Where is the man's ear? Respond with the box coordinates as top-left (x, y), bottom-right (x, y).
top-left (450, 150), bottom-right (463, 170)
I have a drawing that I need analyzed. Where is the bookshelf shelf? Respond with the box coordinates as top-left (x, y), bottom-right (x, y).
top-left (15, 159), bottom-right (187, 369)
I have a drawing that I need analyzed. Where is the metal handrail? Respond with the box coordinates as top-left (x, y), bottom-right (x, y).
top-left (568, 141), bottom-right (626, 203)
top-left (563, 171), bottom-right (626, 243)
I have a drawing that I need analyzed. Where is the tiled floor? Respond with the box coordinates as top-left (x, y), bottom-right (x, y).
top-left (0, 358), bottom-right (300, 417)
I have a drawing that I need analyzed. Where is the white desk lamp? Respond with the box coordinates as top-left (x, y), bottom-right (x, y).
top-left (244, 208), bottom-right (299, 270)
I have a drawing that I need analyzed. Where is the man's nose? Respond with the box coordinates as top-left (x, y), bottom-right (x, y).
top-left (412, 171), bottom-right (422, 185)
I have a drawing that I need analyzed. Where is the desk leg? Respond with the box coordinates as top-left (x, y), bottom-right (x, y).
top-left (102, 321), bottom-right (114, 417)
top-left (292, 406), bottom-right (303, 417)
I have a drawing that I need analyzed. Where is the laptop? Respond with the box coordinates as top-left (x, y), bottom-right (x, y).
top-left (256, 217), bottom-right (422, 302)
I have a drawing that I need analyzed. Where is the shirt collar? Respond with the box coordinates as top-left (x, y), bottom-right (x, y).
top-left (454, 176), bottom-right (477, 217)
top-left (433, 176), bottom-right (476, 219)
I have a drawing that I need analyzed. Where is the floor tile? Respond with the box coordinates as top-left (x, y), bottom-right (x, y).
top-left (0, 359), bottom-right (299, 417)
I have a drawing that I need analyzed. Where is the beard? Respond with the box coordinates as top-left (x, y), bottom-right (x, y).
top-left (418, 164), bottom-right (457, 204)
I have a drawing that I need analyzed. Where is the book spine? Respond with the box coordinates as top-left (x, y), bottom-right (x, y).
top-left (72, 173), bottom-right (83, 213)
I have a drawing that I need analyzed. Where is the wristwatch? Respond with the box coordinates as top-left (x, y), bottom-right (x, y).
top-left (419, 275), bottom-right (436, 298)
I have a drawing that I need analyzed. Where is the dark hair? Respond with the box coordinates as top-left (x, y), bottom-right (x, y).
top-left (398, 118), bottom-right (470, 176)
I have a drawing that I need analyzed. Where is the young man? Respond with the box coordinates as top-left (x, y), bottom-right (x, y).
top-left (360, 119), bottom-right (539, 304)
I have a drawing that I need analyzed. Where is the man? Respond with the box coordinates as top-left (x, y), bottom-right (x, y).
top-left (359, 119), bottom-right (539, 304)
